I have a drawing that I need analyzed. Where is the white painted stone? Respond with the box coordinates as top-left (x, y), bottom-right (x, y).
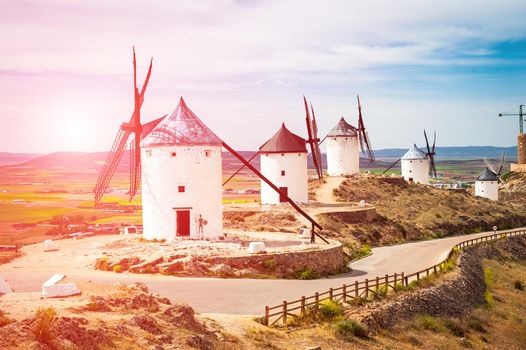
top-left (260, 152), bottom-right (308, 205)
top-left (141, 145), bottom-right (223, 241)
top-left (247, 242), bottom-right (266, 254)
top-left (0, 275), bottom-right (12, 294)
top-left (44, 239), bottom-right (59, 252)
top-left (475, 180), bottom-right (499, 201)
top-left (298, 227), bottom-right (311, 239)
top-left (326, 136), bottom-right (359, 176)
top-left (42, 274), bottom-right (80, 298)
top-left (359, 200), bottom-right (366, 207)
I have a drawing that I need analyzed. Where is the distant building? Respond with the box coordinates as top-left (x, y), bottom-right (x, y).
top-left (401, 144), bottom-right (430, 184)
top-left (259, 123), bottom-right (308, 205)
top-left (326, 117), bottom-right (360, 176)
top-left (141, 97), bottom-right (223, 240)
top-left (475, 167), bottom-right (499, 201)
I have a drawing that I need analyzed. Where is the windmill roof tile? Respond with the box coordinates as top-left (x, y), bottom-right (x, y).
top-left (259, 123), bottom-right (307, 153)
top-left (327, 117), bottom-right (358, 137)
top-left (141, 97), bottom-right (222, 147)
top-left (401, 144), bottom-right (428, 160)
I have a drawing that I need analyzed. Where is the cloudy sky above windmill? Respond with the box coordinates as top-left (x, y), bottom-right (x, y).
top-left (1, 0), bottom-right (526, 153)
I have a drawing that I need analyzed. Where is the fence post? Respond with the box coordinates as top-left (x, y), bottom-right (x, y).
top-left (417, 272), bottom-right (420, 282)
top-left (264, 306), bottom-right (269, 326)
top-left (315, 292), bottom-right (319, 309)
top-left (376, 276), bottom-right (379, 293)
top-left (329, 288), bottom-right (334, 301)
top-left (342, 284), bottom-right (347, 303)
top-left (385, 274), bottom-right (388, 287)
top-left (401, 272), bottom-right (406, 287)
top-left (365, 279), bottom-right (369, 299)
top-left (426, 268), bottom-right (429, 278)
top-left (355, 281), bottom-right (358, 298)
top-left (394, 273), bottom-right (398, 289)
top-left (283, 301), bottom-right (288, 324)
top-left (301, 296), bottom-right (306, 316)
top-left (433, 265), bottom-right (437, 275)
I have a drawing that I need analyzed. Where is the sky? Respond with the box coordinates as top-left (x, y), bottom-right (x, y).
top-left (1, 0), bottom-right (526, 153)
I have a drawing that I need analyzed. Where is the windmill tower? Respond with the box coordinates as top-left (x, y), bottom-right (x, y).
top-left (259, 123), bottom-right (308, 205)
top-left (326, 118), bottom-right (359, 176)
top-left (326, 95), bottom-right (374, 176)
top-left (399, 130), bottom-right (437, 185)
top-left (140, 97), bottom-right (223, 240)
top-left (475, 155), bottom-right (505, 201)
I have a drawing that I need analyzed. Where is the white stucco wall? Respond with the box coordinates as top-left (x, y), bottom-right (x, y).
top-left (401, 158), bottom-right (430, 185)
top-left (475, 180), bottom-right (499, 201)
top-left (141, 145), bottom-right (223, 240)
top-left (326, 136), bottom-right (359, 176)
top-left (260, 152), bottom-right (308, 205)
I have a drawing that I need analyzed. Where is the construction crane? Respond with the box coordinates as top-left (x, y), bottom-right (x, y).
top-left (499, 104), bottom-right (525, 134)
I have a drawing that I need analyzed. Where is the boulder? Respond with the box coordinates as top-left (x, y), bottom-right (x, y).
top-left (44, 239), bottom-right (59, 252)
top-left (0, 275), bottom-right (12, 294)
top-left (42, 274), bottom-right (80, 298)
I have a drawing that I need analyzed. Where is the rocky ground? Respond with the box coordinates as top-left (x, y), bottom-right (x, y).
top-left (325, 174), bottom-right (526, 248)
top-left (0, 281), bottom-right (241, 350)
top-left (92, 233), bottom-right (342, 278)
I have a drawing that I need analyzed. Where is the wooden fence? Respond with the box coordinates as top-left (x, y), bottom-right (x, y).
top-left (262, 227), bottom-right (526, 326)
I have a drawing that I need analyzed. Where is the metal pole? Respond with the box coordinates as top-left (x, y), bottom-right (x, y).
top-left (520, 105), bottom-right (524, 134)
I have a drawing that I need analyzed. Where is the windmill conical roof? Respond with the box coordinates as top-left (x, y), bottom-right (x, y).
top-left (401, 144), bottom-right (428, 160)
top-left (477, 167), bottom-right (498, 181)
top-left (141, 97), bottom-right (222, 147)
top-left (327, 117), bottom-right (358, 137)
top-left (259, 123), bottom-right (307, 153)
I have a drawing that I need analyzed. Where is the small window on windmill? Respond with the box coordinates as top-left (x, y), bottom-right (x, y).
top-left (345, 137), bottom-right (348, 140)
top-left (409, 170), bottom-right (412, 173)
top-left (281, 170), bottom-right (285, 176)
top-left (205, 150), bottom-right (211, 157)
top-left (410, 160), bottom-right (413, 163)
top-left (145, 150), bottom-right (152, 157)
top-left (281, 153), bottom-right (285, 156)
top-left (333, 137), bottom-right (337, 141)
top-left (171, 152), bottom-right (177, 157)
top-left (178, 186), bottom-right (185, 193)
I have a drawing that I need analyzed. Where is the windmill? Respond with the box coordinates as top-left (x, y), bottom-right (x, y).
top-left (382, 130), bottom-right (438, 183)
top-left (93, 48), bottom-right (154, 206)
top-left (303, 96), bottom-right (323, 182)
top-left (356, 95), bottom-right (375, 161)
top-left (483, 152), bottom-right (506, 182)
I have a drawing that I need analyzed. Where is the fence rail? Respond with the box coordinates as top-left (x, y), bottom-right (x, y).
top-left (262, 227), bottom-right (526, 326)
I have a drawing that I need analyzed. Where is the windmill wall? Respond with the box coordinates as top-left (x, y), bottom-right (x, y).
top-left (475, 180), bottom-right (499, 201)
top-left (401, 159), bottom-right (430, 185)
top-left (141, 145), bottom-right (223, 240)
top-left (260, 152), bottom-right (308, 205)
top-left (326, 136), bottom-right (359, 176)
top-left (518, 133), bottom-right (526, 164)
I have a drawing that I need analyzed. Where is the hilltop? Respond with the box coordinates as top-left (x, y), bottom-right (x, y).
top-left (320, 175), bottom-right (526, 248)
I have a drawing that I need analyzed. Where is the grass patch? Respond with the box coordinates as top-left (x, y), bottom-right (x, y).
top-left (296, 268), bottom-right (319, 280)
top-left (32, 307), bottom-right (57, 344)
top-left (334, 319), bottom-right (368, 340)
top-left (318, 300), bottom-right (342, 320)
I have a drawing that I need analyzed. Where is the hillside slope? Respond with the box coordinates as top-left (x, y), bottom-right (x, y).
top-left (321, 175), bottom-right (526, 246)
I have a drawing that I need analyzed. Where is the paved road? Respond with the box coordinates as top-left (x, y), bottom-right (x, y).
top-left (1, 228), bottom-right (520, 316)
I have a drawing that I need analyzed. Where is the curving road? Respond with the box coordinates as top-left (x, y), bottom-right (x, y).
top-left (1, 227), bottom-right (520, 316)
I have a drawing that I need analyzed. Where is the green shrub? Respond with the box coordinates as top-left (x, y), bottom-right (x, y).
top-left (296, 268), bottom-right (319, 280)
top-left (484, 290), bottom-right (494, 308)
top-left (413, 315), bottom-right (442, 332)
top-left (318, 300), bottom-right (342, 320)
top-left (484, 268), bottom-right (494, 288)
top-left (352, 244), bottom-right (372, 260)
top-left (33, 307), bottom-right (57, 344)
top-left (334, 319), bottom-right (368, 340)
top-left (347, 296), bottom-right (368, 306)
top-left (468, 316), bottom-right (487, 333)
top-left (375, 285), bottom-right (389, 299)
top-left (0, 310), bottom-right (14, 327)
top-left (442, 318), bottom-right (466, 337)
top-left (514, 280), bottom-right (524, 291)
top-left (442, 259), bottom-right (456, 273)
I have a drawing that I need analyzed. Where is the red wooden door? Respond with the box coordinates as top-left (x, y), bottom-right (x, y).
top-left (176, 210), bottom-right (190, 236)
top-left (279, 187), bottom-right (288, 203)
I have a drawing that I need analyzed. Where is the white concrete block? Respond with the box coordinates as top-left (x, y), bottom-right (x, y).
top-left (0, 275), bottom-right (12, 294)
top-left (43, 274), bottom-right (65, 287)
top-left (298, 228), bottom-right (311, 239)
top-left (247, 242), bottom-right (266, 254)
top-left (42, 283), bottom-right (81, 298)
top-left (44, 239), bottom-right (59, 252)
top-left (359, 200), bottom-right (366, 207)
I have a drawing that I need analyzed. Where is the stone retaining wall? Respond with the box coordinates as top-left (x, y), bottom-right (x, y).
top-left (358, 236), bottom-right (526, 330)
top-left (318, 207), bottom-right (377, 224)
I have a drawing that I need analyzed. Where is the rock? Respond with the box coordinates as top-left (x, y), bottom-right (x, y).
top-left (210, 264), bottom-right (234, 277)
top-left (42, 274), bottom-right (81, 298)
top-left (162, 304), bottom-right (204, 332)
top-left (185, 335), bottom-right (213, 350)
top-left (54, 317), bottom-right (112, 350)
top-left (131, 315), bottom-right (162, 335)
top-left (44, 239), bottom-right (59, 252)
top-left (128, 257), bottom-right (164, 273)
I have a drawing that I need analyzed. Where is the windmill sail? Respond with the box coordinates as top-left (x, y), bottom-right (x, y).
top-left (304, 96), bottom-right (323, 181)
top-left (357, 95), bottom-right (375, 161)
top-left (424, 129), bottom-right (438, 178)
